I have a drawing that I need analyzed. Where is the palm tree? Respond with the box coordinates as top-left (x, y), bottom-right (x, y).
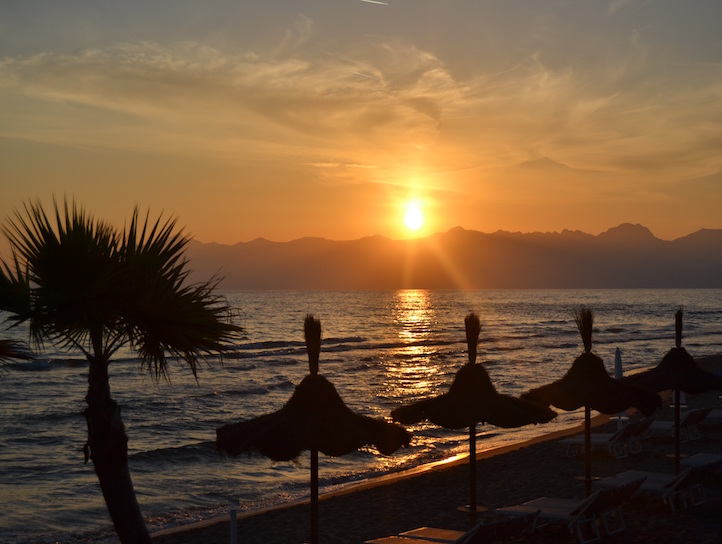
top-left (0, 339), bottom-right (32, 369)
top-left (0, 198), bottom-right (241, 544)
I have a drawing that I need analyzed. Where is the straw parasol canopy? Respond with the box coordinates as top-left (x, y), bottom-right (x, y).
top-left (625, 309), bottom-right (722, 394)
top-left (216, 315), bottom-right (411, 543)
top-left (522, 307), bottom-right (661, 495)
top-left (392, 313), bottom-right (556, 524)
top-left (624, 308), bottom-right (722, 474)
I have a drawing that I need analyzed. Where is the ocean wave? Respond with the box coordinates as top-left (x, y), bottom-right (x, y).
top-left (324, 335), bottom-right (367, 345)
top-left (203, 378), bottom-right (297, 399)
top-left (129, 440), bottom-right (218, 465)
top-left (7, 358), bottom-right (88, 372)
top-left (220, 362), bottom-right (258, 371)
top-left (232, 340), bottom-right (304, 351)
top-left (228, 347), bottom-right (304, 360)
top-left (7, 409), bottom-right (84, 427)
top-left (227, 386), bottom-right (271, 396)
top-left (490, 345), bottom-right (526, 352)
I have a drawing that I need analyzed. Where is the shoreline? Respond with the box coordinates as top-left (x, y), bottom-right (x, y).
top-left (151, 413), bottom-right (612, 540)
top-left (150, 355), bottom-right (722, 543)
top-left (149, 408), bottom-right (722, 543)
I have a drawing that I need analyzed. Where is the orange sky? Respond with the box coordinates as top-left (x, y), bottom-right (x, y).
top-left (1, 1), bottom-right (721, 251)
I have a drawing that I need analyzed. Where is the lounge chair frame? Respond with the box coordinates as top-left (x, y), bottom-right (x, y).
top-left (497, 491), bottom-right (602, 544)
top-left (364, 510), bottom-right (539, 544)
top-left (559, 417), bottom-right (653, 459)
top-left (596, 466), bottom-right (715, 515)
top-left (648, 408), bottom-right (712, 442)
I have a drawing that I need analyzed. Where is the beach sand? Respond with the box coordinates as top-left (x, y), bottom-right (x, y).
top-left (152, 356), bottom-right (722, 544)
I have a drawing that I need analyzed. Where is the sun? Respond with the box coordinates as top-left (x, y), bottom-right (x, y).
top-left (403, 202), bottom-right (424, 232)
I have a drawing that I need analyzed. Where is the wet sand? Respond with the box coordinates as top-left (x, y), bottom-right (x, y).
top-left (152, 356), bottom-right (722, 544)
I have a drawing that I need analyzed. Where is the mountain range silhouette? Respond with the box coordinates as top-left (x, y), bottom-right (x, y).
top-left (186, 224), bottom-right (722, 289)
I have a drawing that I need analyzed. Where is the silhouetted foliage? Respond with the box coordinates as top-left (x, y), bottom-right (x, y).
top-left (0, 197), bottom-right (241, 543)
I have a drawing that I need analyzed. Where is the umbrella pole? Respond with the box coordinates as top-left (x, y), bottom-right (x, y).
top-left (585, 405), bottom-right (591, 497)
top-left (469, 423), bottom-right (477, 525)
top-left (674, 389), bottom-right (681, 476)
top-left (311, 447), bottom-right (319, 544)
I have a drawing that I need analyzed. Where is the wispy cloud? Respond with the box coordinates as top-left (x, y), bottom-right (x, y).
top-left (0, 10), bottom-right (720, 189)
top-left (608, 0), bottom-right (631, 16)
top-left (0, 24), bottom-right (462, 173)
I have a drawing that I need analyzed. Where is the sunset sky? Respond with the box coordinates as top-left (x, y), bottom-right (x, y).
top-left (1, 0), bottom-right (721, 249)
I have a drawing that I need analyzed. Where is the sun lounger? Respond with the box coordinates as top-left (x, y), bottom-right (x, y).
top-left (363, 510), bottom-right (538, 544)
top-left (559, 428), bottom-right (627, 459)
top-left (680, 452), bottom-right (722, 469)
top-left (379, 527), bottom-right (465, 543)
top-left (704, 408), bottom-right (722, 423)
top-left (648, 407), bottom-right (712, 442)
top-left (625, 416), bottom-right (654, 454)
top-left (591, 476), bottom-right (646, 535)
top-left (559, 417), bottom-right (653, 459)
top-left (596, 465), bottom-right (715, 514)
top-left (496, 477), bottom-right (645, 544)
top-left (496, 490), bottom-right (604, 544)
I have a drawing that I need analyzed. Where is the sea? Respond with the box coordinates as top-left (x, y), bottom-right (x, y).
top-left (2, 289), bottom-right (722, 543)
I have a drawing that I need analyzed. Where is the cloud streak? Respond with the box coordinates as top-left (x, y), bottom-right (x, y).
top-left (1, 2), bottom-right (721, 242)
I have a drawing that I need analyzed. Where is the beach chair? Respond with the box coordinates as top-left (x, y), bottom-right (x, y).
top-left (363, 510), bottom-right (538, 544)
top-left (682, 407), bottom-right (714, 440)
top-left (496, 490), bottom-right (603, 544)
top-left (680, 452), bottom-right (722, 469)
top-left (648, 407), bottom-right (712, 442)
top-left (591, 476), bottom-right (646, 535)
top-left (625, 416), bottom-right (654, 454)
top-left (703, 407), bottom-right (722, 423)
top-left (596, 466), bottom-right (715, 514)
top-left (559, 417), bottom-right (650, 459)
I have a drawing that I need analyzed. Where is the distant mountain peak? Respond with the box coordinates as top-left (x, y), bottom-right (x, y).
top-left (186, 223), bottom-right (722, 289)
top-left (598, 223), bottom-right (657, 242)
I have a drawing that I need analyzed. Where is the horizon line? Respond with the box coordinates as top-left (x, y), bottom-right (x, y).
top-left (191, 222), bottom-right (719, 246)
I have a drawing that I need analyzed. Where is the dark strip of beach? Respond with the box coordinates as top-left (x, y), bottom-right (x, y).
top-left (152, 356), bottom-right (722, 544)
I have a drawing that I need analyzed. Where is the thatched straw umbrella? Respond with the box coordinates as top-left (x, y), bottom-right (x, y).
top-left (624, 308), bottom-right (722, 474)
top-left (216, 315), bottom-right (411, 544)
top-left (391, 313), bottom-right (556, 524)
top-left (523, 307), bottom-right (661, 496)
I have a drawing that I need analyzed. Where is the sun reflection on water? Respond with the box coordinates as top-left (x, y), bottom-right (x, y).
top-left (385, 289), bottom-right (446, 399)
top-left (395, 289), bottom-right (433, 345)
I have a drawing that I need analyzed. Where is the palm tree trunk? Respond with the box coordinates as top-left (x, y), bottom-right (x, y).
top-left (310, 447), bottom-right (319, 544)
top-left (469, 423), bottom-right (477, 525)
top-left (85, 356), bottom-right (151, 544)
top-left (585, 405), bottom-right (591, 497)
top-left (674, 389), bottom-right (681, 475)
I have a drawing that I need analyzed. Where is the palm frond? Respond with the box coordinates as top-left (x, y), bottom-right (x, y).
top-left (3, 198), bottom-right (124, 353)
top-left (0, 255), bottom-right (32, 321)
top-left (120, 209), bottom-right (241, 380)
top-left (128, 277), bottom-right (240, 380)
top-left (2, 197), bottom-right (241, 379)
top-left (0, 339), bottom-right (33, 368)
